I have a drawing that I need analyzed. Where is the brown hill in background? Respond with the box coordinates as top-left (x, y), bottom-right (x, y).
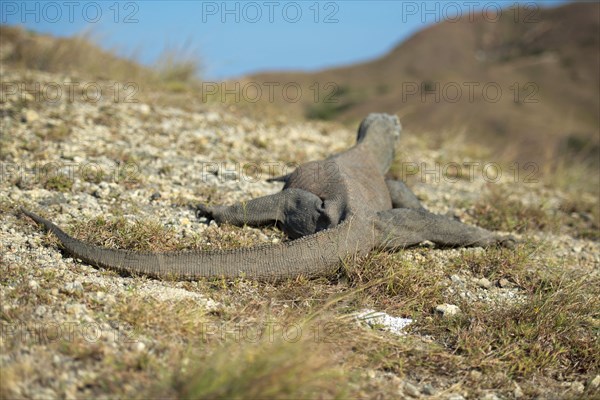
top-left (245, 2), bottom-right (599, 168)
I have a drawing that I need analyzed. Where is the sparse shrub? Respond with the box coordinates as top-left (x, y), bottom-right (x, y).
top-left (421, 80), bottom-right (436, 92)
top-left (43, 175), bottom-right (73, 192)
top-left (306, 100), bottom-right (357, 121)
top-left (154, 47), bottom-right (202, 88)
top-left (376, 84), bottom-right (390, 95)
top-left (305, 85), bottom-right (364, 121)
top-left (470, 185), bottom-right (559, 233)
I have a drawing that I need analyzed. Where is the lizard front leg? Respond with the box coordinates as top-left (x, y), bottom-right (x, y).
top-left (196, 188), bottom-right (326, 239)
top-left (374, 208), bottom-right (515, 250)
top-left (385, 179), bottom-right (424, 210)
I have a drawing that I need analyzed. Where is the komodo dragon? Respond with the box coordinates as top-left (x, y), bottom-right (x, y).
top-left (22, 113), bottom-right (514, 280)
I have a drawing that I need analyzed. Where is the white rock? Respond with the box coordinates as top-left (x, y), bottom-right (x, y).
top-left (481, 393), bottom-right (500, 400)
top-left (403, 381), bottom-right (421, 398)
top-left (28, 280), bottom-right (39, 290)
top-left (435, 304), bottom-right (460, 317)
top-left (476, 277), bottom-right (492, 289)
top-left (205, 111), bottom-right (220, 123)
top-left (65, 303), bottom-right (86, 315)
top-left (498, 278), bottom-right (510, 288)
top-left (63, 281), bottom-right (84, 294)
top-left (469, 370), bottom-right (482, 381)
top-left (133, 342), bottom-right (146, 352)
top-left (22, 109), bottom-right (39, 123)
top-left (137, 104), bottom-right (151, 115)
top-left (422, 383), bottom-right (436, 396)
top-left (356, 309), bottom-right (413, 336)
top-left (513, 382), bottom-right (524, 398)
top-left (180, 217), bottom-right (191, 226)
top-left (34, 305), bottom-right (47, 317)
top-left (589, 375), bottom-right (600, 390)
top-left (571, 381), bottom-right (584, 394)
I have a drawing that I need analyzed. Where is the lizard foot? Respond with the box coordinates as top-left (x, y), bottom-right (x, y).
top-left (497, 235), bottom-right (518, 249)
top-left (195, 204), bottom-right (215, 221)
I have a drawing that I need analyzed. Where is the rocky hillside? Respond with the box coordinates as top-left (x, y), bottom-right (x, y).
top-left (245, 2), bottom-right (600, 167)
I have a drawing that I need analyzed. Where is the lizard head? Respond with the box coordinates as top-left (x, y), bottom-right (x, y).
top-left (355, 113), bottom-right (402, 173)
top-left (356, 113), bottom-right (401, 144)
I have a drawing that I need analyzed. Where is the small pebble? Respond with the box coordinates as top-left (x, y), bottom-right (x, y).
top-left (498, 278), bottom-right (510, 288)
top-left (150, 192), bottom-right (161, 201)
top-left (63, 281), bottom-right (84, 294)
top-left (469, 370), bottom-right (482, 381)
top-left (21, 109), bottom-right (39, 123)
top-left (435, 304), bottom-right (460, 317)
top-left (133, 342), bottom-right (146, 352)
top-left (571, 381), bottom-right (584, 394)
top-left (514, 383), bottom-right (524, 398)
top-left (403, 382), bottom-right (420, 398)
top-left (180, 217), bottom-right (191, 226)
top-left (34, 305), bottom-right (47, 317)
top-left (422, 383), bottom-right (436, 396)
top-left (476, 277), bottom-right (492, 289)
top-left (589, 375), bottom-right (600, 389)
top-left (481, 393), bottom-right (500, 400)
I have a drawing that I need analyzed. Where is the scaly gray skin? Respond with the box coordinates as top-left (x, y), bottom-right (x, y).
top-left (22, 113), bottom-right (514, 280)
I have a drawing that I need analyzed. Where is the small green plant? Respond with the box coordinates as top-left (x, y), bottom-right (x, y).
top-left (305, 85), bottom-right (362, 121)
top-left (45, 123), bottom-right (71, 141)
top-left (81, 167), bottom-right (106, 184)
top-left (44, 175), bottom-right (73, 192)
top-left (376, 84), bottom-right (390, 95)
top-left (305, 100), bottom-right (356, 121)
top-left (421, 80), bottom-right (436, 92)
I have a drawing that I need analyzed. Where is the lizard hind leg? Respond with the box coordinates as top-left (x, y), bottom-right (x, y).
top-left (374, 208), bottom-right (516, 251)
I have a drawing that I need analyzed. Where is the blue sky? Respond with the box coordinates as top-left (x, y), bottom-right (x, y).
top-left (2, 0), bottom-right (568, 79)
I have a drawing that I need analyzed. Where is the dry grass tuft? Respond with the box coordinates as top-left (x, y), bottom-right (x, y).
top-left (342, 252), bottom-right (448, 317)
top-left (470, 184), bottom-right (560, 233)
top-left (174, 339), bottom-right (343, 399)
top-left (70, 215), bottom-right (192, 252)
top-left (422, 274), bottom-right (600, 377)
top-left (0, 25), bottom-right (202, 98)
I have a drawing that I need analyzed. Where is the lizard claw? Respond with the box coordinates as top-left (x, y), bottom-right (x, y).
top-left (498, 235), bottom-right (518, 249)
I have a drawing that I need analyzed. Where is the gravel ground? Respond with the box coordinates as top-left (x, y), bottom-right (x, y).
top-left (1, 67), bottom-right (598, 399)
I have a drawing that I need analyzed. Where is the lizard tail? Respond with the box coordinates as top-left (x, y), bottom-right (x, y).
top-left (21, 208), bottom-right (367, 280)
